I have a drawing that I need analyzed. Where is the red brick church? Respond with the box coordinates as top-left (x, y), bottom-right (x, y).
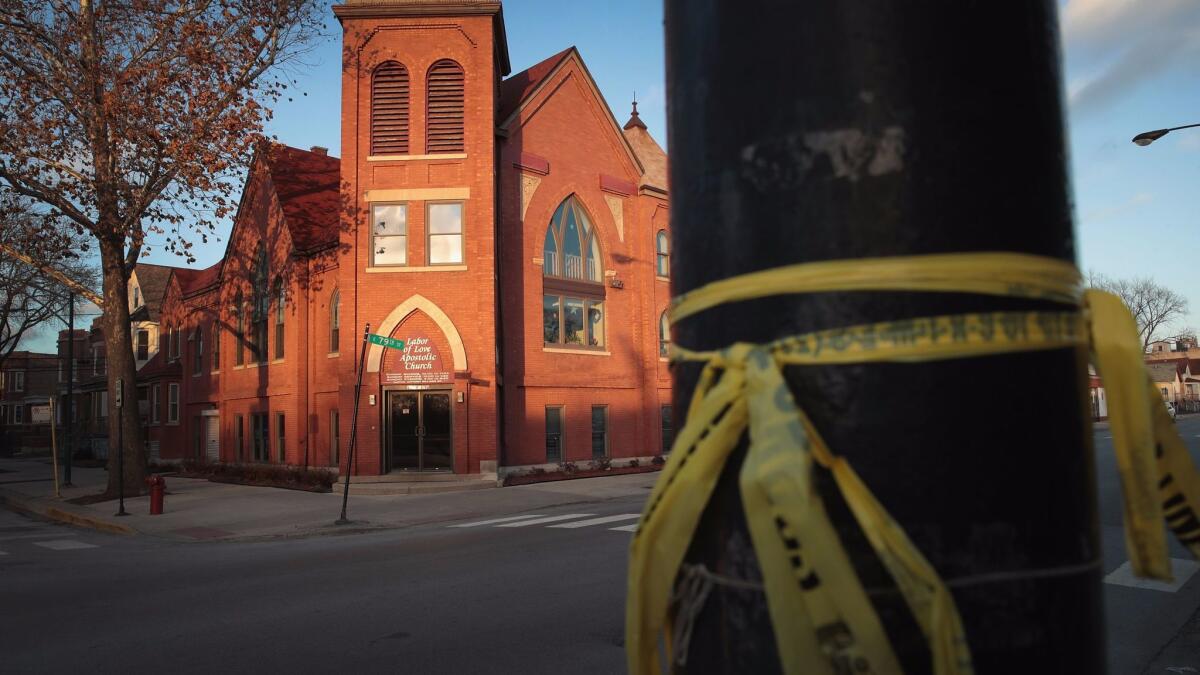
top-left (142, 0), bottom-right (671, 479)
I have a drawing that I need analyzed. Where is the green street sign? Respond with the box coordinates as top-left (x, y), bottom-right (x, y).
top-left (368, 334), bottom-right (405, 350)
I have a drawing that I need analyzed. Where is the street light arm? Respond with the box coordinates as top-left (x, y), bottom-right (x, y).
top-left (1132, 122), bottom-right (1200, 146)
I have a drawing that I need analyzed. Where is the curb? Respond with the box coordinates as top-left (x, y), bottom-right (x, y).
top-left (0, 490), bottom-right (137, 536)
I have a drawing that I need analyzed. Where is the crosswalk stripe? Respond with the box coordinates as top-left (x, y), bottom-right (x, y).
top-left (496, 513), bottom-right (595, 528)
top-left (548, 514), bottom-right (642, 529)
top-left (450, 515), bottom-right (546, 528)
top-left (610, 523), bottom-right (639, 533)
top-left (33, 540), bottom-right (98, 551)
top-left (0, 531), bottom-right (78, 542)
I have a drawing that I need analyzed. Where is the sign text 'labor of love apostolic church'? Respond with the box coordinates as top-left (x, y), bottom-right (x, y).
top-left (378, 331), bottom-right (452, 386)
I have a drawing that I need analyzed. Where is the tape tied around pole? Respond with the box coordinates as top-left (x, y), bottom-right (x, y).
top-left (627, 252), bottom-right (1200, 675)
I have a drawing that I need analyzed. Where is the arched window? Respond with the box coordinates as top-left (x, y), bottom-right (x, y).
top-left (233, 291), bottom-right (244, 366)
top-left (542, 196), bottom-right (605, 349)
top-left (656, 230), bottom-right (670, 277)
top-left (426, 59), bottom-right (464, 154)
top-left (329, 289), bottom-right (340, 354)
top-left (192, 326), bottom-right (203, 374)
top-left (371, 61), bottom-right (410, 155)
top-left (251, 246), bottom-right (269, 364)
top-left (659, 311), bottom-right (670, 358)
top-left (274, 278), bottom-right (286, 360)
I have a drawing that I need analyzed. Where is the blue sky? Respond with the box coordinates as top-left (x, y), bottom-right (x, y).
top-left (24, 0), bottom-right (1200, 347)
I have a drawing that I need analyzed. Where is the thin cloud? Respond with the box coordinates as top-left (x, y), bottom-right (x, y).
top-left (1061, 0), bottom-right (1200, 114)
top-left (1082, 191), bottom-right (1154, 222)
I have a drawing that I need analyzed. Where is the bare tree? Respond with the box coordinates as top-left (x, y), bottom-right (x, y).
top-left (0, 195), bottom-right (98, 371)
top-left (0, 1), bottom-right (322, 496)
top-left (1088, 272), bottom-right (1190, 351)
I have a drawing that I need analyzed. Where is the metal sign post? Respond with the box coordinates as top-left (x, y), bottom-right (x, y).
top-left (114, 378), bottom-right (127, 517)
top-left (49, 398), bottom-right (60, 498)
top-left (336, 324), bottom-right (373, 525)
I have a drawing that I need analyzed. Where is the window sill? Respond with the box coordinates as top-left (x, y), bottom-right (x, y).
top-left (211, 370), bottom-right (220, 375)
top-left (365, 265), bottom-right (467, 273)
top-left (656, 275), bottom-right (670, 282)
top-left (166, 421), bottom-right (179, 426)
top-left (659, 357), bottom-right (670, 363)
top-left (368, 153), bottom-right (467, 162)
top-left (328, 353), bottom-right (340, 359)
top-left (271, 359), bottom-right (284, 365)
top-left (543, 347), bottom-right (611, 357)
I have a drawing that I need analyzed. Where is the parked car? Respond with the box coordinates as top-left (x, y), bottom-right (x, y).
top-left (1166, 401), bottom-right (1177, 421)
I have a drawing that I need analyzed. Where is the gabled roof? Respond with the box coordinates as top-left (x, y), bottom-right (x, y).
top-left (498, 47), bottom-right (573, 124)
top-left (136, 347), bottom-right (180, 380)
top-left (1147, 362), bottom-right (1182, 383)
top-left (132, 263), bottom-right (175, 321)
top-left (498, 47), bottom-right (645, 181)
top-left (264, 144), bottom-right (342, 254)
top-left (174, 260), bottom-right (224, 297)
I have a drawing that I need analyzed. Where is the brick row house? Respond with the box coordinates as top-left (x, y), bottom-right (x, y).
top-left (0, 351), bottom-right (58, 454)
top-left (109, 0), bottom-right (673, 478)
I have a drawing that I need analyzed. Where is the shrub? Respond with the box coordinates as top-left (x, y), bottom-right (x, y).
top-left (651, 455), bottom-right (665, 466)
top-left (591, 456), bottom-right (613, 471)
top-left (559, 461), bottom-right (579, 474)
top-left (629, 458), bottom-right (640, 468)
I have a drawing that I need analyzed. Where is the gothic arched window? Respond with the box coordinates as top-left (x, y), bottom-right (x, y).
top-left (542, 196), bottom-right (605, 349)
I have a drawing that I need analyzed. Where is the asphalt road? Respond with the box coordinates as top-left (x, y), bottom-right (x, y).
top-left (2, 417), bottom-right (1199, 674)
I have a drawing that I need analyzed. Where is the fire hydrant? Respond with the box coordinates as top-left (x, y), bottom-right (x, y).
top-left (146, 475), bottom-right (166, 515)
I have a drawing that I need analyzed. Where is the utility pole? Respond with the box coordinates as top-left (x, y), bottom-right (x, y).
top-left (63, 292), bottom-right (75, 487)
top-left (663, 1), bottom-right (1101, 672)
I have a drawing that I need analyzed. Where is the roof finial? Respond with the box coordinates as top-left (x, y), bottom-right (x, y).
top-left (624, 91), bottom-right (647, 131)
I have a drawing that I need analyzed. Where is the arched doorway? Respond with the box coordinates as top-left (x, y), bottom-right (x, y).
top-left (368, 295), bottom-right (467, 472)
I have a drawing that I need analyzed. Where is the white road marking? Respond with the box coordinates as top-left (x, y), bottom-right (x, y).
top-left (1104, 558), bottom-right (1200, 592)
top-left (548, 514), bottom-right (641, 529)
top-left (449, 515), bottom-right (546, 528)
top-left (0, 531), bottom-right (78, 542)
top-left (610, 523), bottom-right (639, 533)
top-left (33, 540), bottom-right (98, 551)
top-left (496, 514), bottom-right (595, 528)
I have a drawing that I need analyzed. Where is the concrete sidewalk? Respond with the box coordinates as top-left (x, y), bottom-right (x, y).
top-left (0, 457), bottom-right (657, 542)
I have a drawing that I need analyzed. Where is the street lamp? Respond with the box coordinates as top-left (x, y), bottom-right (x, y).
top-left (1132, 122), bottom-right (1200, 146)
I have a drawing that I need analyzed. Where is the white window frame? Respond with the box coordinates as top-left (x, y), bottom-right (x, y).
top-left (12, 370), bottom-right (24, 392)
top-left (167, 383), bottom-right (179, 425)
top-left (13, 404), bottom-right (23, 424)
top-left (151, 383), bottom-right (161, 424)
top-left (369, 202), bottom-right (409, 267)
top-left (426, 201), bottom-right (465, 266)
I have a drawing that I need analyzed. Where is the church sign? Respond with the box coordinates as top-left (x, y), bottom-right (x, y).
top-left (382, 331), bottom-right (451, 385)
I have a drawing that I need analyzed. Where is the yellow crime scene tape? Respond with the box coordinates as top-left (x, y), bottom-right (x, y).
top-left (625, 252), bottom-right (1200, 675)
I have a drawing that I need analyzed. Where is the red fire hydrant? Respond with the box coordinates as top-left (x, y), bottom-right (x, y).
top-left (147, 475), bottom-right (166, 515)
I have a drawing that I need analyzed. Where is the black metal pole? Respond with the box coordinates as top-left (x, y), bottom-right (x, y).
top-left (336, 323), bottom-right (371, 525)
top-left (63, 293), bottom-right (74, 487)
top-left (664, 2), bottom-right (1102, 673)
top-left (115, 378), bottom-right (127, 516)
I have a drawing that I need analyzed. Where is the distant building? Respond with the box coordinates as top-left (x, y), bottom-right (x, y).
top-left (0, 351), bottom-right (58, 454)
top-left (1146, 336), bottom-right (1199, 360)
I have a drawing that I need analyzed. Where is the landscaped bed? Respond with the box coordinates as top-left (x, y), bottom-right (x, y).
top-left (167, 462), bottom-right (336, 493)
top-left (502, 457), bottom-right (664, 487)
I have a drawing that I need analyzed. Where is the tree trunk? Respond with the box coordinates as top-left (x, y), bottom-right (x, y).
top-left (99, 237), bottom-right (145, 497)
